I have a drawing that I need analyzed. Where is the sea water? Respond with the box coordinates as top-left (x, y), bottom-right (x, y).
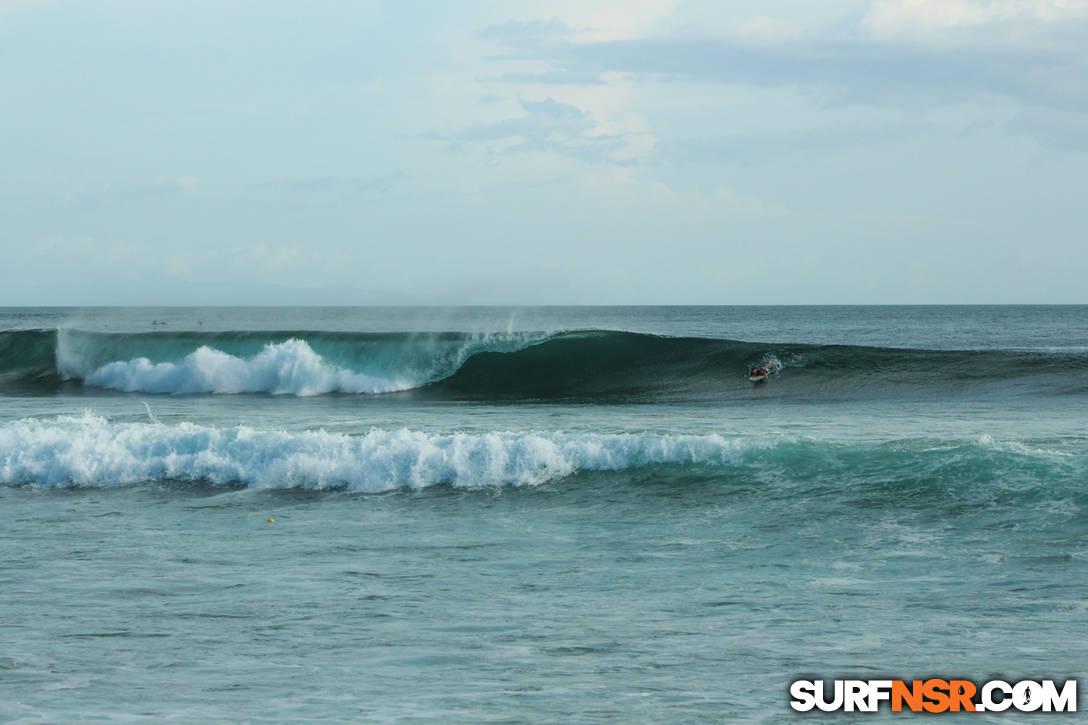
top-left (1, 306), bottom-right (1085, 722)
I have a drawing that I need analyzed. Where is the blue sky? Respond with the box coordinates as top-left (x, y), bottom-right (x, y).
top-left (2, 0), bottom-right (1085, 304)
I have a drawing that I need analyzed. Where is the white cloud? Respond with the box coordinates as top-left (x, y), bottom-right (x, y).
top-left (450, 95), bottom-right (656, 165)
top-left (584, 112), bottom-right (656, 162)
top-left (478, 0), bottom-right (1088, 114)
top-left (862, 0), bottom-right (1088, 37)
top-left (519, 0), bottom-right (682, 42)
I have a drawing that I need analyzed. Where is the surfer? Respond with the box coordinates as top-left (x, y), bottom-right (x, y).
top-left (749, 363), bottom-right (771, 382)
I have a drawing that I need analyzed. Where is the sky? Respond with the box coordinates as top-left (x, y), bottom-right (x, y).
top-left (1, 0), bottom-right (1086, 304)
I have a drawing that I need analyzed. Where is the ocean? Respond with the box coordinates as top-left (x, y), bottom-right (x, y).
top-left (1, 306), bottom-right (1085, 722)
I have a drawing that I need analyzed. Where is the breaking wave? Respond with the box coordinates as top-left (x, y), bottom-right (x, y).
top-left (0, 414), bottom-right (768, 491)
top-left (80, 339), bottom-right (413, 395)
top-left (0, 327), bottom-right (1085, 400)
top-left (1, 415), bottom-right (1084, 495)
top-left (49, 329), bottom-right (547, 396)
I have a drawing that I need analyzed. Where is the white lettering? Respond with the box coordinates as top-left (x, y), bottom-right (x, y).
top-left (789, 680), bottom-right (817, 712)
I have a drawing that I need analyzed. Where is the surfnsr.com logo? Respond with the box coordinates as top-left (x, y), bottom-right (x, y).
top-left (789, 679), bottom-right (1077, 713)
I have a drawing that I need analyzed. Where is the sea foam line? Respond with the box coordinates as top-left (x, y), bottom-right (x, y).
top-left (0, 414), bottom-right (766, 490)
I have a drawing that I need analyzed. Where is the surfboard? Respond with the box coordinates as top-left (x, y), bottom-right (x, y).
top-left (749, 374), bottom-right (768, 384)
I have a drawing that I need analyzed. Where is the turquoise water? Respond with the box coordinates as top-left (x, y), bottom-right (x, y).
top-left (1, 306), bottom-right (1086, 722)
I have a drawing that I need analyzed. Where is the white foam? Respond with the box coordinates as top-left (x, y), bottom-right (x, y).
top-left (0, 414), bottom-right (768, 491)
top-left (54, 331), bottom-right (549, 396)
top-left (75, 339), bottom-right (411, 395)
top-left (977, 433), bottom-right (1074, 458)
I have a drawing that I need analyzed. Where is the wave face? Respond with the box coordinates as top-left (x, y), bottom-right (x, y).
top-left (0, 328), bottom-right (1086, 400)
top-left (2, 415), bottom-right (1083, 495)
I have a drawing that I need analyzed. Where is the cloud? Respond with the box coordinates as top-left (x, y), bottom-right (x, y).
top-left (478, 19), bottom-right (572, 48)
top-left (862, 0), bottom-right (1088, 36)
top-left (478, 1), bottom-right (1088, 112)
top-left (480, 0), bottom-right (682, 43)
top-left (447, 96), bottom-right (654, 163)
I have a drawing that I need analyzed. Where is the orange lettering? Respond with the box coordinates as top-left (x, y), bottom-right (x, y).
top-left (948, 680), bottom-right (977, 712)
top-left (922, 679), bottom-right (951, 713)
top-left (892, 680), bottom-right (924, 712)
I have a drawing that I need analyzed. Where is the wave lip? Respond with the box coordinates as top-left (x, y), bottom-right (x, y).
top-left (0, 415), bottom-right (765, 491)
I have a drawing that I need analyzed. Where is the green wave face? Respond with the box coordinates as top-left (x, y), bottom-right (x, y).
top-left (0, 328), bottom-right (1086, 400)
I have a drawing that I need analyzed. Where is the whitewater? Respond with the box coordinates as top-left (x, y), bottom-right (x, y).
top-left (47, 328), bottom-right (551, 395)
top-left (2, 306), bottom-right (1086, 723)
top-left (79, 339), bottom-right (413, 395)
top-left (0, 414), bottom-right (771, 489)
